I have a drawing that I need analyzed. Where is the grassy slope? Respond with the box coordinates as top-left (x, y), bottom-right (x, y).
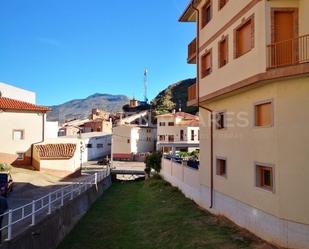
top-left (58, 177), bottom-right (274, 249)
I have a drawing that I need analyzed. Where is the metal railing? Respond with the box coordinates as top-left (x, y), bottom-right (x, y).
top-left (187, 83), bottom-right (197, 102)
top-left (0, 169), bottom-right (110, 241)
top-left (187, 38), bottom-right (197, 63)
top-left (267, 34), bottom-right (309, 69)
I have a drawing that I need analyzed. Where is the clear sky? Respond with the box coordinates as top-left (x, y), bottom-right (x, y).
top-left (0, 0), bottom-right (195, 106)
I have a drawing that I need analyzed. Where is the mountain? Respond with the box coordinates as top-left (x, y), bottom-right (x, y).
top-left (47, 93), bottom-right (129, 123)
top-left (151, 78), bottom-right (198, 115)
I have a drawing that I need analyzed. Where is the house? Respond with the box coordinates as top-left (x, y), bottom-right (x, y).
top-left (157, 112), bottom-right (199, 153)
top-left (165, 1), bottom-right (309, 248)
top-left (0, 83), bottom-right (50, 166)
top-left (84, 118), bottom-right (112, 134)
top-left (112, 125), bottom-right (156, 161)
top-left (33, 132), bottom-right (111, 176)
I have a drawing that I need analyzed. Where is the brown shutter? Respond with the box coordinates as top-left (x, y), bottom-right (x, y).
top-left (255, 102), bottom-right (272, 126)
top-left (238, 20), bottom-right (252, 56)
top-left (219, 39), bottom-right (227, 67)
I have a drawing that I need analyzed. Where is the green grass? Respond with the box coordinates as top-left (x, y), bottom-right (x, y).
top-left (57, 176), bottom-right (271, 249)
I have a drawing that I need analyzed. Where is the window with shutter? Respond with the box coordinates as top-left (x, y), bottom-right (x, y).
top-left (236, 17), bottom-right (254, 58)
top-left (201, 51), bottom-right (212, 78)
top-left (219, 37), bottom-right (228, 68)
top-left (201, 1), bottom-right (212, 28)
top-left (255, 101), bottom-right (273, 127)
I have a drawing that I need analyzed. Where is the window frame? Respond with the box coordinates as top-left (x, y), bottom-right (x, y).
top-left (218, 0), bottom-right (228, 10)
top-left (254, 99), bottom-right (274, 128)
top-left (180, 130), bottom-right (184, 141)
top-left (191, 130), bottom-right (195, 141)
top-left (159, 135), bottom-right (165, 141)
top-left (12, 129), bottom-right (25, 141)
top-left (16, 152), bottom-right (25, 161)
top-left (255, 162), bottom-right (275, 192)
top-left (159, 122), bottom-right (165, 127)
top-left (215, 111), bottom-right (226, 130)
top-left (168, 135), bottom-right (174, 142)
top-left (201, 0), bottom-right (212, 29)
top-left (234, 15), bottom-right (255, 59)
top-left (218, 35), bottom-right (229, 68)
top-left (201, 49), bottom-right (212, 78)
top-left (168, 122), bottom-right (175, 126)
top-left (216, 157), bottom-right (227, 177)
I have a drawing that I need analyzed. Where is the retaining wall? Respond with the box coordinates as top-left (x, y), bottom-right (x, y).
top-left (0, 176), bottom-right (112, 249)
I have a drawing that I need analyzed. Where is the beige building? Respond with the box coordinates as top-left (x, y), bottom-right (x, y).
top-left (168, 0), bottom-right (309, 248)
top-left (0, 84), bottom-right (50, 166)
top-left (157, 112), bottom-right (199, 153)
top-left (112, 125), bottom-right (156, 161)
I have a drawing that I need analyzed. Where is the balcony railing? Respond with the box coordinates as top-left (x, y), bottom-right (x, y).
top-left (187, 83), bottom-right (197, 102)
top-left (187, 38), bottom-right (197, 64)
top-left (267, 34), bottom-right (309, 69)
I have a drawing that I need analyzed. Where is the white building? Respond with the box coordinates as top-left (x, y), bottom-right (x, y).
top-left (156, 112), bottom-right (199, 153)
top-left (112, 125), bottom-right (156, 161)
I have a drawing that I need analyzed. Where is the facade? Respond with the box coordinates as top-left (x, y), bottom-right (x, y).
top-left (156, 112), bottom-right (199, 153)
top-left (112, 125), bottom-right (156, 161)
top-left (0, 84), bottom-right (50, 166)
top-left (176, 1), bottom-right (309, 248)
top-left (84, 119), bottom-right (112, 134)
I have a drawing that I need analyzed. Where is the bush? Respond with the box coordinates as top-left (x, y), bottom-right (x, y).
top-left (0, 163), bottom-right (11, 172)
top-left (144, 152), bottom-right (162, 176)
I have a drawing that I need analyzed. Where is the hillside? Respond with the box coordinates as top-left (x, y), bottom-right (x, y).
top-left (47, 93), bottom-right (129, 123)
top-left (151, 78), bottom-right (198, 115)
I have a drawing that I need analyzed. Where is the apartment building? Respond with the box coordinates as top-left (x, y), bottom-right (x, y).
top-left (177, 1), bottom-right (309, 248)
top-left (157, 112), bottom-right (199, 153)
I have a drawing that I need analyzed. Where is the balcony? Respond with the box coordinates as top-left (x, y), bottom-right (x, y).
top-left (187, 38), bottom-right (197, 64)
top-left (267, 34), bottom-right (309, 69)
top-left (187, 83), bottom-right (197, 106)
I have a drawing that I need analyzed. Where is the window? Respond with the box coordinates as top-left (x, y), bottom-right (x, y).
top-left (168, 135), bottom-right (174, 142)
top-left (159, 122), bottom-right (165, 126)
top-left (198, 130), bottom-right (200, 141)
top-left (216, 112), bottom-right (225, 130)
top-left (159, 135), bottom-right (165, 141)
top-left (16, 152), bottom-right (25, 161)
top-left (235, 16), bottom-right (254, 58)
top-left (219, 0), bottom-right (228, 10)
top-left (97, 144), bottom-right (103, 148)
top-left (127, 139), bottom-right (130, 144)
top-left (147, 129), bottom-right (152, 133)
top-left (201, 50), bottom-right (212, 78)
top-left (180, 130), bottom-right (184, 141)
top-left (201, 1), bottom-right (212, 28)
top-left (219, 36), bottom-right (228, 68)
top-left (256, 164), bottom-right (274, 191)
top-left (191, 130), bottom-right (195, 141)
top-left (168, 122), bottom-right (175, 126)
top-left (86, 144), bottom-right (92, 148)
top-left (13, 130), bottom-right (24, 140)
top-left (255, 101), bottom-right (273, 127)
top-left (216, 158), bottom-right (227, 176)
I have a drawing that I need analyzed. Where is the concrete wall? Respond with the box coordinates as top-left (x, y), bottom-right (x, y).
top-left (45, 121), bottom-right (59, 139)
top-left (161, 157), bottom-right (309, 249)
top-left (0, 176), bottom-right (112, 249)
top-left (83, 135), bottom-right (111, 161)
top-left (0, 82), bottom-right (36, 104)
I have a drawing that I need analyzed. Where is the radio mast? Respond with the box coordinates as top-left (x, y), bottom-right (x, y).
top-left (144, 69), bottom-right (148, 103)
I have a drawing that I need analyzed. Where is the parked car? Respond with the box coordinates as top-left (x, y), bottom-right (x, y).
top-left (0, 172), bottom-right (13, 197)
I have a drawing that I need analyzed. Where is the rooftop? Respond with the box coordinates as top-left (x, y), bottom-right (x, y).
top-left (0, 97), bottom-right (50, 113)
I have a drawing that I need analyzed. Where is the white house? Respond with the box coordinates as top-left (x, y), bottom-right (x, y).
top-left (156, 112), bottom-right (199, 153)
top-left (112, 125), bottom-right (156, 161)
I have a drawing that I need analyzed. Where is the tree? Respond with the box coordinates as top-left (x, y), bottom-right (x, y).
top-left (144, 152), bottom-right (162, 177)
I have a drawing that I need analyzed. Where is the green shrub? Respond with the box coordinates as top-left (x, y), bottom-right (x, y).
top-left (0, 163), bottom-right (11, 172)
top-left (144, 152), bottom-right (162, 176)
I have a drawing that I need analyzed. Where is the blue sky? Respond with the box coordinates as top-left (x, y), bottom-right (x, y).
top-left (0, 0), bottom-right (195, 105)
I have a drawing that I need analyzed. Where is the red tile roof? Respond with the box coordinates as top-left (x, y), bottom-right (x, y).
top-left (157, 112), bottom-right (198, 120)
top-left (35, 144), bottom-right (76, 160)
top-left (0, 97), bottom-right (50, 112)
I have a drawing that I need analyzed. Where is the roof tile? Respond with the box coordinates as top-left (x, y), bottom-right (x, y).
top-left (0, 97), bottom-right (50, 112)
